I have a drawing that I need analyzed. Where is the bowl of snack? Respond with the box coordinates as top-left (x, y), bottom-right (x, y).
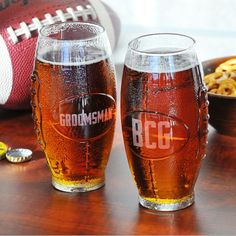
top-left (203, 56), bottom-right (236, 137)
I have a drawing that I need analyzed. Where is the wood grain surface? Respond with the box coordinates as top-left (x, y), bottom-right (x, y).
top-left (0, 109), bottom-right (236, 235)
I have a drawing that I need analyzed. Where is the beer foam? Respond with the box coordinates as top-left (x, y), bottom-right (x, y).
top-left (125, 48), bottom-right (199, 73)
top-left (37, 47), bottom-right (110, 66)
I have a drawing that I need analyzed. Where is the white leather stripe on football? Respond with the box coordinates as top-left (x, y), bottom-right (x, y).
top-left (89, 0), bottom-right (115, 50)
top-left (0, 35), bottom-right (13, 105)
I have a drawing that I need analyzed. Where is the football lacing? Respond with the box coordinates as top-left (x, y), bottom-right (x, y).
top-left (7, 4), bottom-right (97, 44)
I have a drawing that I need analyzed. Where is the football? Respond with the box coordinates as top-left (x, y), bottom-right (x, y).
top-left (0, 0), bottom-right (120, 110)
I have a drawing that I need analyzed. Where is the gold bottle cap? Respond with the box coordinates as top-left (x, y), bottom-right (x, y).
top-left (0, 142), bottom-right (9, 160)
top-left (6, 149), bottom-right (33, 163)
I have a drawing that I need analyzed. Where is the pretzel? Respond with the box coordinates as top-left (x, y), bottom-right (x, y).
top-left (204, 72), bottom-right (221, 90)
top-left (204, 59), bottom-right (236, 96)
top-left (217, 78), bottom-right (236, 95)
top-left (215, 59), bottom-right (236, 73)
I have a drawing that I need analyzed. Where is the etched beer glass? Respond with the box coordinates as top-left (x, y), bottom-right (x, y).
top-left (121, 33), bottom-right (208, 211)
top-left (32, 22), bottom-right (116, 192)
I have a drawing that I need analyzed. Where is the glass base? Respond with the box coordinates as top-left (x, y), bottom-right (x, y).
top-left (139, 193), bottom-right (194, 211)
top-left (52, 179), bottom-right (105, 193)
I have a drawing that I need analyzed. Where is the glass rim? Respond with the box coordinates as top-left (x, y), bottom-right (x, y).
top-left (128, 33), bottom-right (196, 56)
top-left (39, 22), bottom-right (106, 42)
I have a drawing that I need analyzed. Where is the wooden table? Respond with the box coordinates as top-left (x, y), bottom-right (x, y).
top-left (0, 109), bottom-right (236, 235)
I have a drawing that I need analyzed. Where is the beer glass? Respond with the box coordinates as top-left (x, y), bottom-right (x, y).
top-left (121, 33), bottom-right (208, 211)
top-left (32, 22), bottom-right (116, 192)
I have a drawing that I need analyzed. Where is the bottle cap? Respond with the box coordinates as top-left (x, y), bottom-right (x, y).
top-left (6, 148), bottom-right (33, 163)
top-left (0, 142), bottom-right (9, 160)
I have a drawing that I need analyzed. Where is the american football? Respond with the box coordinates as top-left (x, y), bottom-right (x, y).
top-left (0, 0), bottom-right (120, 110)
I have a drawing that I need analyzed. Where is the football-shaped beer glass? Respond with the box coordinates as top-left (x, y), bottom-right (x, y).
top-left (121, 33), bottom-right (208, 211)
top-left (32, 22), bottom-right (116, 192)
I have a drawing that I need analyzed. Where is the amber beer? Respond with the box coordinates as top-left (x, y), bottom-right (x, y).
top-left (121, 33), bottom-right (208, 211)
top-left (32, 53), bottom-right (116, 192)
top-left (122, 64), bottom-right (208, 208)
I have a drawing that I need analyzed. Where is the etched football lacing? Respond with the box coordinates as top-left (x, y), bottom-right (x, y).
top-left (7, 4), bottom-right (97, 44)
